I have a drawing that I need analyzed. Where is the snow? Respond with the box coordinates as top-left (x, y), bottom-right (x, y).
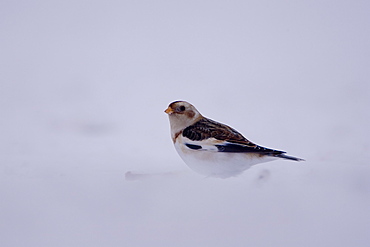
top-left (1, 1), bottom-right (370, 246)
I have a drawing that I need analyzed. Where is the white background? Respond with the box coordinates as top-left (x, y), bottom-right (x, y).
top-left (1, 1), bottom-right (369, 246)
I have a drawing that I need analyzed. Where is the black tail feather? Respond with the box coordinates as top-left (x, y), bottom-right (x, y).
top-left (274, 153), bottom-right (305, 161)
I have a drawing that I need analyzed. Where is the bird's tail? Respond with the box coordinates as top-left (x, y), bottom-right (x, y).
top-left (274, 153), bottom-right (305, 161)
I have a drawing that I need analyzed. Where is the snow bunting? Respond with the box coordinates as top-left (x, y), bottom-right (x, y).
top-left (165, 100), bottom-right (304, 178)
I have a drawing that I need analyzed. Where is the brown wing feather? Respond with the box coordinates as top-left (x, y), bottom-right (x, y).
top-left (182, 118), bottom-right (257, 147)
top-left (182, 118), bottom-right (286, 155)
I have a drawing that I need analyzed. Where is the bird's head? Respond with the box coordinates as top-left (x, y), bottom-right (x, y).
top-left (164, 101), bottom-right (203, 133)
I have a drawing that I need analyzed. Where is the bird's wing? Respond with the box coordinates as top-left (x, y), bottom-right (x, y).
top-left (182, 118), bottom-right (285, 155)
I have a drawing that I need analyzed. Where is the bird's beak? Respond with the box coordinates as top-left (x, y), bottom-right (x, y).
top-left (164, 107), bottom-right (173, 114)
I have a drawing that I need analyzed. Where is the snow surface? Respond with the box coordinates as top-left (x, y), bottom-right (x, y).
top-left (1, 1), bottom-right (370, 247)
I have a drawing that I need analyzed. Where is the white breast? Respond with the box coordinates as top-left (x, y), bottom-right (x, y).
top-left (174, 135), bottom-right (275, 178)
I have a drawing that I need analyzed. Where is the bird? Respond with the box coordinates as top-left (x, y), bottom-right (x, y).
top-left (164, 100), bottom-right (304, 178)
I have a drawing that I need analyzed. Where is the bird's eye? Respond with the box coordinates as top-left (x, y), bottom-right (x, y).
top-left (178, 106), bottom-right (186, 112)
